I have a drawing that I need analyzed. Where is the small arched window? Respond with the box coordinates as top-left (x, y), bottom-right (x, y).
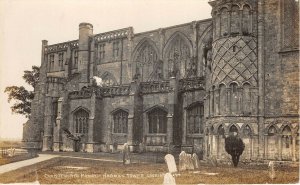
top-left (230, 83), bottom-right (239, 114)
top-left (220, 7), bottom-right (229, 36)
top-left (243, 125), bottom-right (252, 137)
top-left (74, 109), bottom-right (89, 134)
top-left (242, 5), bottom-right (251, 35)
top-left (218, 125), bottom-right (225, 136)
top-left (113, 110), bottom-right (128, 133)
top-left (243, 83), bottom-right (251, 114)
top-left (148, 108), bottom-right (167, 134)
top-left (282, 126), bottom-right (292, 148)
top-left (229, 125), bottom-right (239, 135)
top-left (219, 84), bottom-right (226, 114)
top-left (268, 126), bottom-right (277, 136)
top-left (231, 5), bottom-right (240, 34)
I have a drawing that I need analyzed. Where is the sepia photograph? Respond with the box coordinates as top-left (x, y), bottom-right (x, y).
top-left (0, 0), bottom-right (299, 184)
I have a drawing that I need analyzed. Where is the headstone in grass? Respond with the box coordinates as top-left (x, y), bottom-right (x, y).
top-left (186, 153), bottom-right (194, 170)
top-left (122, 143), bottom-right (131, 165)
top-left (192, 153), bottom-right (200, 169)
top-left (179, 151), bottom-right (187, 171)
top-left (208, 155), bottom-right (218, 167)
top-left (163, 172), bottom-right (176, 185)
top-left (8, 148), bottom-right (15, 157)
top-left (268, 161), bottom-right (276, 180)
top-left (164, 154), bottom-right (177, 173)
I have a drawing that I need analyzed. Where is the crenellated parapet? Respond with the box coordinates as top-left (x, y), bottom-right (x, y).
top-left (44, 40), bottom-right (79, 54)
top-left (94, 27), bottom-right (133, 43)
top-left (69, 88), bottom-right (93, 99)
top-left (179, 77), bottom-right (205, 93)
top-left (101, 85), bottom-right (131, 97)
top-left (140, 81), bottom-right (171, 94)
top-left (68, 84), bottom-right (131, 99)
top-left (47, 76), bottom-right (66, 84)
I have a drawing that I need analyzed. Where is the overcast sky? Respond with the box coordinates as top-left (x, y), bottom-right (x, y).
top-left (0, 0), bottom-right (211, 140)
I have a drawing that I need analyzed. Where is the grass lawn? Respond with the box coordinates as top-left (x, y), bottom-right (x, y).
top-left (0, 153), bottom-right (37, 165)
top-left (0, 156), bottom-right (298, 184)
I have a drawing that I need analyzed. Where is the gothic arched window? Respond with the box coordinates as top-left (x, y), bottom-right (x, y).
top-left (166, 35), bottom-right (192, 78)
top-left (187, 104), bottom-right (204, 134)
top-left (113, 110), bottom-right (128, 133)
top-left (74, 109), bottom-right (89, 134)
top-left (230, 83), bottom-right (239, 114)
top-left (148, 108), bottom-right (167, 134)
top-left (134, 41), bottom-right (159, 82)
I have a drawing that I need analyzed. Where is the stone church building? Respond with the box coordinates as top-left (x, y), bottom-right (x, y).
top-left (23, 0), bottom-right (299, 161)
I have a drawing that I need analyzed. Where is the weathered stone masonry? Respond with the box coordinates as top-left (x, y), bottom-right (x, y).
top-left (23, 0), bottom-right (299, 161)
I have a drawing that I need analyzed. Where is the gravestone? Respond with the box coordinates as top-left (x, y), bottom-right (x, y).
top-left (268, 161), bottom-right (276, 180)
top-left (192, 153), bottom-right (200, 169)
top-left (8, 148), bottom-right (15, 157)
top-left (112, 142), bottom-right (118, 153)
top-left (123, 143), bottom-right (131, 165)
top-left (164, 154), bottom-right (177, 173)
top-left (208, 156), bottom-right (218, 167)
top-left (186, 153), bottom-right (195, 170)
top-left (179, 151), bottom-right (187, 171)
top-left (163, 172), bottom-right (176, 185)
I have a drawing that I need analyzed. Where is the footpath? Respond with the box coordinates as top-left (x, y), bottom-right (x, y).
top-left (0, 154), bottom-right (58, 174)
top-left (0, 151), bottom-right (166, 175)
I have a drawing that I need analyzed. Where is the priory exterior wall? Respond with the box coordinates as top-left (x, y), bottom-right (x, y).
top-left (23, 0), bottom-right (299, 161)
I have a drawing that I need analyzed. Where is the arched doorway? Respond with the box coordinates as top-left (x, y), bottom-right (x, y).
top-left (229, 125), bottom-right (239, 136)
top-left (267, 126), bottom-right (278, 160)
top-left (242, 125), bottom-right (252, 160)
top-left (281, 126), bottom-right (292, 160)
top-left (217, 125), bottom-right (225, 159)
